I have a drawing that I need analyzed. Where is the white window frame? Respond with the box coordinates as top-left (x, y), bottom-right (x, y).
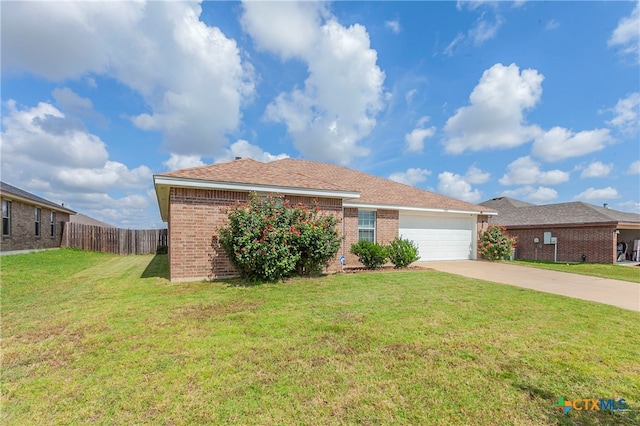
top-left (357, 210), bottom-right (376, 242)
top-left (50, 211), bottom-right (56, 238)
top-left (35, 207), bottom-right (41, 237)
top-left (2, 200), bottom-right (10, 237)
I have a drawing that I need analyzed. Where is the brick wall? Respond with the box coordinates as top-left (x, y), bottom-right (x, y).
top-left (0, 199), bottom-right (70, 251)
top-left (342, 208), bottom-right (399, 267)
top-left (477, 215), bottom-right (491, 233)
top-left (168, 189), bottom-right (343, 282)
top-left (506, 225), bottom-right (617, 264)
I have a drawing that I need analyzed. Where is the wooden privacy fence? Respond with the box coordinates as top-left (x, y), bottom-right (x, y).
top-left (61, 222), bottom-right (168, 255)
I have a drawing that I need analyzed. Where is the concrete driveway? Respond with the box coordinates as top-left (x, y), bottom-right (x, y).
top-left (419, 260), bottom-right (640, 312)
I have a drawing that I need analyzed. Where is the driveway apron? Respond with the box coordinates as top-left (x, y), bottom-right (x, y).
top-left (419, 260), bottom-right (640, 312)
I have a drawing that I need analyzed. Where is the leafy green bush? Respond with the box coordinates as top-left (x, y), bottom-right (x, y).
top-left (350, 240), bottom-right (388, 269)
top-left (155, 245), bottom-right (168, 255)
top-left (478, 225), bottom-right (516, 261)
top-left (218, 195), bottom-right (341, 281)
top-left (388, 237), bottom-right (420, 268)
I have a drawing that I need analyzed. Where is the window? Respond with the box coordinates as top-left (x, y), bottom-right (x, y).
top-left (358, 210), bottom-right (376, 242)
top-left (50, 211), bottom-right (56, 237)
top-left (35, 208), bottom-right (41, 237)
top-left (2, 200), bottom-right (10, 237)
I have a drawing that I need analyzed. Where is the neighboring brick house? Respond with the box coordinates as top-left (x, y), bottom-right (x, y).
top-left (480, 197), bottom-right (640, 264)
top-left (0, 182), bottom-right (76, 252)
top-left (154, 158), bottom-right (496, 282)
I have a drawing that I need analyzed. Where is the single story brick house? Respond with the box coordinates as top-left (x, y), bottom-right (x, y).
top-left (480, 197), bottom-right (640, 264)
top-left (0, 181), bottom-right (76, 252)
top-left (154, 158), bottom-right (496, 282)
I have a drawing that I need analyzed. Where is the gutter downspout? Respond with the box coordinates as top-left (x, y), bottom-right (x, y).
top-left (341, 204), bottom-right (345, 258)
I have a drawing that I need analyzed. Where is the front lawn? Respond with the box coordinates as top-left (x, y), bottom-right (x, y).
top-left (513, 260), bottom-right (640, 283)
top-left (2, 250), bottom-right (639, 425)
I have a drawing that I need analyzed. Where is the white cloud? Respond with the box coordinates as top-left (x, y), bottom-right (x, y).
top-left (608, 3), bottom-right (640, 60)
top-left (445, 3), bottom-right (503, 56)
top-left (56, 161), bottom-right (151, 193)
top-left (51, 87), bottom-right (108, 128)
top-left (436, 166), bottom-right (489, 203)
top-left (243, 2), bottom-right (386, 165)
top-left (241, 1), bottom-right (327, 60)
top-left (217, 140), bottom-right (289, 163)
top-left (388, 168), bottom-right (431, 186)
top-left (574, 187), bottom-right (620, 201)
top-left (404, 117), bottom-right (436, 153)
top-left (52, 87), bottom-right (93, 111)
top-left (532, 127), bottom-right (612, 162)
top-left (437, 171), bottom-right (483, 203)
top-left (465, 165), bottom-right (491, 184)
top-left (469, 13), bottom-right (504, 46)
top-left (1, 99), bottom-right (152, 226)
top-left (385, 20), bottom-right (401, 34)
top-left (405, 89), bottom-right (418, 104)
top-left (627, 160), bottom-right (640, 175)
top-left (2, 1), bottom-right (255, 157)
top-left (456, 1), bottom-right (497, 12)
top-left (443, 33), bottom-right (465, 57)
top-left (501, 186), bottom-right (558, 203)
top-left (163, 154), bottom-right (205, 171)
top-left (2, 99), bottom-right (108, 168)
top-left (499, 156), bottom-right (570, 186)
top-left (580, 161), bottom-right (613, 178)
top-left (617, 200), bottom-right (640, 214)
top-left (443, 63), bottom-right (544, 154)
top-left (545, 19), bottom-right (560, 30)
top-left (607, 92), bottom-right (640, 136)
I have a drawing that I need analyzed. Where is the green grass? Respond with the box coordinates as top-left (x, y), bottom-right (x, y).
top-left (512, 260), bottom-right (640, 283)
top-left (2, 249), bottom-right (639, 425)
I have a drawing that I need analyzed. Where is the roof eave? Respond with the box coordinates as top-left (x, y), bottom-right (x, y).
top-left (0, 192), bottom-right (76, 215)
top-left (501, 221), bottom-right (621, 229)
top-left (153, 175), bottom-right (361, 222)
top-left (343, 201), bottom-right (496, 216)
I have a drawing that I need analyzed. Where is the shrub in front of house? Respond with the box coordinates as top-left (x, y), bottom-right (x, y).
top-left (218, 195), bottom-right (341, 281)
top-left (350, 240), bottom-right (389, 269)
top-left (387, 237), bottom-right (420, 268)
top-left (478, 225), bottom-right (516, 261)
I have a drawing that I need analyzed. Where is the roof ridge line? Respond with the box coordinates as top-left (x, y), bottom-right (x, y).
top-left (580, 201), bottom-right (618, 221)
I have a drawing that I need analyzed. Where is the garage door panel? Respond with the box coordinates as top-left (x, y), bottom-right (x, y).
top-left (399, 213), bottom-right (474, 261)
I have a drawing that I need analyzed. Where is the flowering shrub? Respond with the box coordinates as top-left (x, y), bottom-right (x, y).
top-left (218, 195), bottom-right (341, 281)
top-left (387, 237), bottom-right (420, 268)
top-left (478, 225), bottom-right (516, 261)
top-left (350, 240), bottom-right (388, 269)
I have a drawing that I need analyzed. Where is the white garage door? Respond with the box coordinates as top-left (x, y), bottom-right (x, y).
top-left (399, 212), bottom-right (475, 261)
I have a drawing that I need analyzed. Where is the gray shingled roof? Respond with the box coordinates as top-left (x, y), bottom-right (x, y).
top-left (480, 197), bottom-right (640, 226)
top-left (69, 213), bottom-right (114, 228)
top-left (0, 181), bottom-right (76, 214)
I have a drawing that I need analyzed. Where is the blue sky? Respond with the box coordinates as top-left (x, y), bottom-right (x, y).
top-left (1, 1), bottom-right (638, 228)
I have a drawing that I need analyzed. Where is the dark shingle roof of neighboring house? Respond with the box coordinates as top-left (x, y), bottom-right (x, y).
top-left (69, 213), bottom-right (115, 228)
top-left (154, 158), bottom-right (496, 221)
top-left (480, 197), bottom-right (640, 227)
top-left (0, 181), bottom-right (76, 215)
